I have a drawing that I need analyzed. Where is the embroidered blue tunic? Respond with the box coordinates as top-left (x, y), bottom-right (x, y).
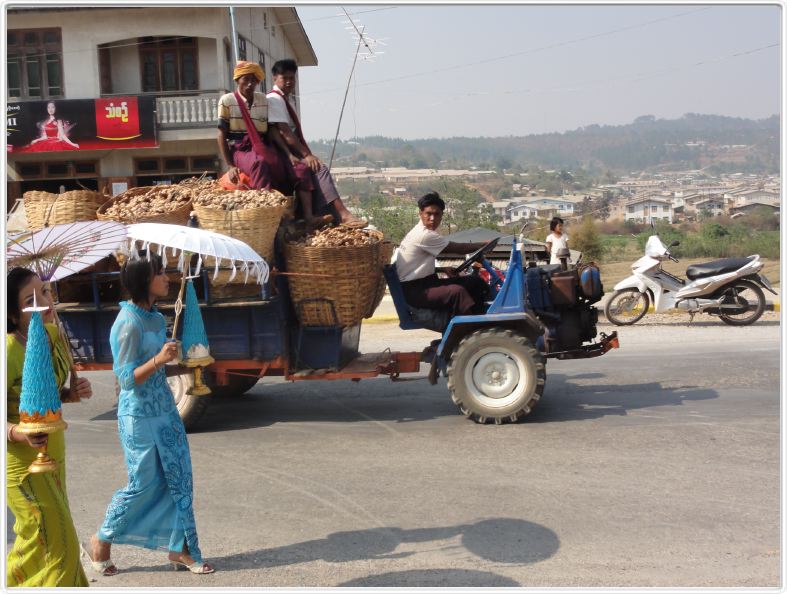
top-left (97, 301), bottom-right (204, 562)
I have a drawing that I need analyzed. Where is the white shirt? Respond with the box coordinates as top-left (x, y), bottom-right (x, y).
top-left (395, 221), bottom-right (450, 282)
top-left (266, 85), bottom-right (296, 133)
top-left (546, 232), bottom-right (570, 265)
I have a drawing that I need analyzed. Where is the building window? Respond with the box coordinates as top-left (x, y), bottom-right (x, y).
top-left (134, 155), bottom-right (218, 185)
top-left (237, 35), bottom-right (247, 61)
top-left (138, 36), bottom-right (199, 93)
top-left (627, 206), bottom-right (634, 213)
top-left (7, 28), bottom-right (63, 99)
top-left (16, 160), bottom-right (98, 179)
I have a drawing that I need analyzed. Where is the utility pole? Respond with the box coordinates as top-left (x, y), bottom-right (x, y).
top-left (229, 7), bottom-right (239, 62)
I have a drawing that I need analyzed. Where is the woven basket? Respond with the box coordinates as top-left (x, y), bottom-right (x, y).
top-left (23, 191), bottom-right (58, 230)
top-left (206, 269), bottom-right (263, 300)
top-left (96, 186), bottom-right (192, 225)
top-left (43, 189), bottom-right (108, 226)
top-left (284, 230), bottom-right (384, 327)
top-left (193, 193), bottom-right (292, 263)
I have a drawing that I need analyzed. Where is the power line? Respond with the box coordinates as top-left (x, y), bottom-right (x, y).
top-left (302, 6), bottom-right (716, 97)
top-left (420, 42), bottom-right (780, 108)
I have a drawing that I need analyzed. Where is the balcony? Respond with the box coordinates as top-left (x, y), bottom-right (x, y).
top-left (155, 93), bottom-right (221, 130)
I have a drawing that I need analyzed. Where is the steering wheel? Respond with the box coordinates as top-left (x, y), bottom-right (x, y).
top-left (453, 238), bottom-right (499, 275)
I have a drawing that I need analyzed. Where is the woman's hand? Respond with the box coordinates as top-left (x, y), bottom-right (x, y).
top-left (8, 425), bottom-right (48, 449)
top-left (65, 376), bottom-right (92, 402)
top-left (157, 341), bottom-right (180, 365)
top-left (226, 166), bottom-right (240, 183)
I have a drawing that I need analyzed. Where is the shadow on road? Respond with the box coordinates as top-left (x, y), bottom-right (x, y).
top-left (192, 378), bottom-right (458, 433)
top-left (532, 374), bottom-right (718, 422)
top-left (118, 518), bottom-right (558, 581)
top-left (337, 568), bottom-right (521, 587)
top-left (192, 371), bottom-right (718, 431)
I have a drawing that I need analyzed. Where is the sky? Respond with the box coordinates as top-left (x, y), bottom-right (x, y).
top-left (293, 3), bottom-right (782, 141)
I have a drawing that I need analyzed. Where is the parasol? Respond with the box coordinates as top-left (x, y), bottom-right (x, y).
top-left (125, 222), bottom-right (269, 285)
top-left (125, 222), bottom-right (269, 343)
top-left (7, 220), bottom-right (129, 391)
top-left (6, 220), bottom-right (128, 281)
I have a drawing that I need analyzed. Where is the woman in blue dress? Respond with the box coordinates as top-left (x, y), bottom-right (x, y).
top-left (83, 251), bottom-right (214, 576)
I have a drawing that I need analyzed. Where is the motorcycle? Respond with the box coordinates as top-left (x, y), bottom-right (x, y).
top-left (605, 234), bottom-right (776, 326)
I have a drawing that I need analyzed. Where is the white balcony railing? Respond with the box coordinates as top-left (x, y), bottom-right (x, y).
top-left (156, 94), bottom-right (221, 129)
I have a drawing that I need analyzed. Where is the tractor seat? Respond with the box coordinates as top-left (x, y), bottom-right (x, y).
top-left (382, 264), bottom-right (451, 333)
top-left (685, 256), bottom-right (755, 281)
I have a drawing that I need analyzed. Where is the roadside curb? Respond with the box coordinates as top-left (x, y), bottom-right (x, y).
top-left (367, 302), bottom-right (779, 323)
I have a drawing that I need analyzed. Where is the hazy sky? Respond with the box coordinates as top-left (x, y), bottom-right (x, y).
top-left (294, 3), bottom-right (782, 141)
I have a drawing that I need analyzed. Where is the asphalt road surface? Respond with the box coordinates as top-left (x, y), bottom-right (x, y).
top-left (9, 315), bottom-right (780, 587)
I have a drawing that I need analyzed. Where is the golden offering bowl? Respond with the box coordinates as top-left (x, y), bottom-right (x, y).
top-left (179, 346), bottom-right (215, 396)
top-left (16, 413), bottom-right (67, 474)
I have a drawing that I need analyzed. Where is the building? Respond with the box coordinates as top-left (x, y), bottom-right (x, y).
top-left (6, 6), bottom-right (317, 208)
top-left (522, 196), bottom-right (575, 215)
top-left (624, 196), bottom-right (673, 224)
top-left (729, 201), bottom-right (780, 217)
top-left (692, 196), bottom-right (726, 217)
top-left (724, 188), bottom-right (781, 207)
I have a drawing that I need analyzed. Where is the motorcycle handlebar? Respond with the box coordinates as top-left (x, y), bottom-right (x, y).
top-left (668, 254), bottom-right (679, 263)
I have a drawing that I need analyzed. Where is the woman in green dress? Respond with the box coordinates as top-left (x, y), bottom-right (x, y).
top-left (6, 267), bottom-right (93, 587)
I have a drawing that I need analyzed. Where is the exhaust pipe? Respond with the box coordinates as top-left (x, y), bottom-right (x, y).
top-left (676, 297), bottom-right (724, 312)
top-left (678, 296), bottom-right (754, 314)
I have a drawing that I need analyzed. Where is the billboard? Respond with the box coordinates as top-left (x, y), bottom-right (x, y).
top-left (7, 96), bottom-right (158, 153)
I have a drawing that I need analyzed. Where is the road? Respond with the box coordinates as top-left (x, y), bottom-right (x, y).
top-left (12, 315), bottom-right (780, 587)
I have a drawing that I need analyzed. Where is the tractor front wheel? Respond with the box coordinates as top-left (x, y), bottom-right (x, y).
top-left (447, 328), bottom-right (546, 424)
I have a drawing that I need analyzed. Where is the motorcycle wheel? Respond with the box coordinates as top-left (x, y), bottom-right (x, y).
top-left (604, 288), bottom-right (650, 326)
top-left (717, 280), bottom-right (766, 326)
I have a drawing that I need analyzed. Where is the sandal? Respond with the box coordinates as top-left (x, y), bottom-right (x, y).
top-left (80, 540), bottom-right (119, 576)
top-left (171, 559), bottom-right (215, 574)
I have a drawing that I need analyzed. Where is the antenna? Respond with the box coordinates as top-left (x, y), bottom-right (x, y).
top-left (328, 8), bottom-right (385, 169)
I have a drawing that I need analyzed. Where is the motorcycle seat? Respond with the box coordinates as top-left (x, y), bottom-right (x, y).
top-left (685, 256), bottom-right (755, 281)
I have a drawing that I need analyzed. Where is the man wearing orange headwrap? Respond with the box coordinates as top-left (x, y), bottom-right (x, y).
top-left (217, 61), bottom-right (298, 201)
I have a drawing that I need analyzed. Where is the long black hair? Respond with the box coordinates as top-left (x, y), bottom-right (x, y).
top-left (121, 251), bottom-right (164, 305)
top-left (7, 267), bottom-right (37, 332)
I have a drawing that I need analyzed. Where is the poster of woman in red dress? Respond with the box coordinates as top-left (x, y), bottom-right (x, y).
top-left (25, 101), bottom-right (79, 151)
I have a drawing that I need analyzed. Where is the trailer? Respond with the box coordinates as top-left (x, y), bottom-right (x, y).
top-left (55, 238), bottom-right (618, 430)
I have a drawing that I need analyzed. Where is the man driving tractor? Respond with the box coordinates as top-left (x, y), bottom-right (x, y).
top-left (396, 192), bottom-right (491, 318)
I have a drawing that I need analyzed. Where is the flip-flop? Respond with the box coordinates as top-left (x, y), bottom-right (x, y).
top-left (340, 219), bottom-right (369, 229)
top-left (80, 540), bottom-right (119, 576)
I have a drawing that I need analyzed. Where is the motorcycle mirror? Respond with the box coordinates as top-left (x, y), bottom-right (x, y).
top-left (669, 240), bottom-right (680, 247)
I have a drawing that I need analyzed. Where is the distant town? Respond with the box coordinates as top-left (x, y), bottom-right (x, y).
top-left (332, 165), bottom-right (780, 227)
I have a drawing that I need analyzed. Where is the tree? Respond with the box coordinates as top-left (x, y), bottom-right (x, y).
top-left (570, 216), bottom-right (604, 262)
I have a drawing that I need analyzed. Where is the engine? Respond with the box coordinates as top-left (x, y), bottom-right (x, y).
top-left (525, 262), bottom-right (604, 352)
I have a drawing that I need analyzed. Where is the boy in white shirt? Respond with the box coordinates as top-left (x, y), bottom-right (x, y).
top-left (266, 59), bottom-right (364, 227)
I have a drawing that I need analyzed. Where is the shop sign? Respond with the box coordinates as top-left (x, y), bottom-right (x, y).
top-left (7, 96), bottom-right (157, 153)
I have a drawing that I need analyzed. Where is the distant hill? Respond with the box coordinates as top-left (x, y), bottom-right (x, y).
top-left (309, 113), bottom-right (780, 175)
